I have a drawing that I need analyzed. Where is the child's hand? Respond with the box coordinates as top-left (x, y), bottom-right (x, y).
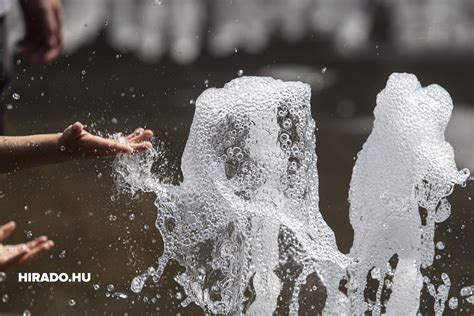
top-left (0, 221), bottom-right (54, 269)
top-left (59, 122), bottom-right (153, 158)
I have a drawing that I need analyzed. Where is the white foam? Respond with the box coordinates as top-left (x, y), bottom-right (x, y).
top-left (348, 73), bottom-right (469, 314)
top-left (116, 76), bottom-right (349, 314)
top-left (114, 73), bottom-right (470, 315)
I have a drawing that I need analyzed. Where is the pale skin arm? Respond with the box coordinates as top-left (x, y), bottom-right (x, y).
top-left (0, 122), bottom-right (153, 173)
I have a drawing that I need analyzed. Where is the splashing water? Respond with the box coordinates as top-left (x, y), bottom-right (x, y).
top-left (114, 74), bottom-right (469, 315)
top-left (348, 73), bottom-right (469, 315)
top-left (115, 76), bottom-right (349, 314)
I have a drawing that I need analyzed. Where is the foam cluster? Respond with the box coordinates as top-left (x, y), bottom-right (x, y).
top-left (114, 74), bottom-right (469, 315)
top-left (348, 73), bottom-right (469, 314)
top-left (118, 77), bottom-right (349, 314)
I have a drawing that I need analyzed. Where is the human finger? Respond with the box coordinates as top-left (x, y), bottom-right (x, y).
top-left (0, 221), bottom-right (16, 241)
top-left (61, 122), bottom-right (84, 142)
top-left (26, 236), bottom-right (49, 249)
top-left (54, 4), bottom-right (65, 49)
top-left (99, 141), bottom-right (133, 156)
top-left (129, 129), bottom-right (154, 143)
top-left (126, 128), bottom-right (145, 140)
top-left (27, 36), bottom-right (60, 64)
top-left (129, 141), bottom-right (153, 152)
top-left (40, 45), bottom-right (62, 64)
top-left (17, 240), bottom-right (54, 265)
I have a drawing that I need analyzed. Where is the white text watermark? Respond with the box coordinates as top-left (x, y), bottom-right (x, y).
top-left (18, 273), bottom-right (91, 283)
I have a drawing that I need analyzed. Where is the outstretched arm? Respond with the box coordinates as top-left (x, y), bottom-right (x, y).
top-left (0, 122), bottom-right (153, 173)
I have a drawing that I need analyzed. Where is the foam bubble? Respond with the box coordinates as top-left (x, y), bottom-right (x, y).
top-left (348, 73), bottom-right (469, 314)
top-left (115, 76), bottom-right (349, 314)
top-left (114, 73), bottom-right (469, 315)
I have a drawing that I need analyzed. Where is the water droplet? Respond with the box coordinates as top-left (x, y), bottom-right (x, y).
top-left (81, 70), bottom-right (86, 75)
top-left (322, 67), bottom-right (327, 74)
top-left (107, 284), bottom-right (115, 291)
top-left (460, 285), bottom-right (474, 297)
top-left (128, 213), bottom-right (135, 221)
top-left (131, 275), bottom-right (145, 293)
top-left (436, 241), bottom-right (445, 250)
top-left (189, 99), bottom-right (195, 105)
top-left (204, 79), bottom-right (209, 88)
top-left (114, 292), bottom-right (128, 299)
top-left (234, 48), bottom-right (238, 53)
top-left (60, 145), bottom-right (66, 152)
top-left (68, 299), bottom-right (76, 306)
top-left (6, 104), bottom-right (13, 110)
top-left (93, 284), bottom-right (100, 290)
top-left (2, 294), bottom-right (8, 302)
top-left (23, 310), bottom-right (31, 316)
top-left (111, 117), bottom-right (118, 124)
top-left (108, 214), bottom-right (117, 221)
top-left (237, 70), bottom-right (244, 77)
top-left (371, 268), bottom-right (381, 280)
top-left (448, 297), bottom-right (458, 309)
top-left (59, 250), bottom-right (66, 259)
top-left (12, 93), bottom-right (20, 100)
top-left (0, 272), bottom-right (6, 282)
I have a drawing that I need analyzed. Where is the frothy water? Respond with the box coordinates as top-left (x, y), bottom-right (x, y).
top-left (348, 73), bottom-right (469, 315)
top-left (114, 74), bottom-right (469, 314)
top-left (115, 76), bottom-right (349, 314)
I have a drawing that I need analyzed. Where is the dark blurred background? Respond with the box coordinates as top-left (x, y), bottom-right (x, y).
top-left (0, 0), bottom-right (473, 314)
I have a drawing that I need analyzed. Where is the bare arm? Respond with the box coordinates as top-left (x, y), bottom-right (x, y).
top-left (0, 122), bottom-right (153, 173)
top-left (0, 132), bottom-right (65, 172)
